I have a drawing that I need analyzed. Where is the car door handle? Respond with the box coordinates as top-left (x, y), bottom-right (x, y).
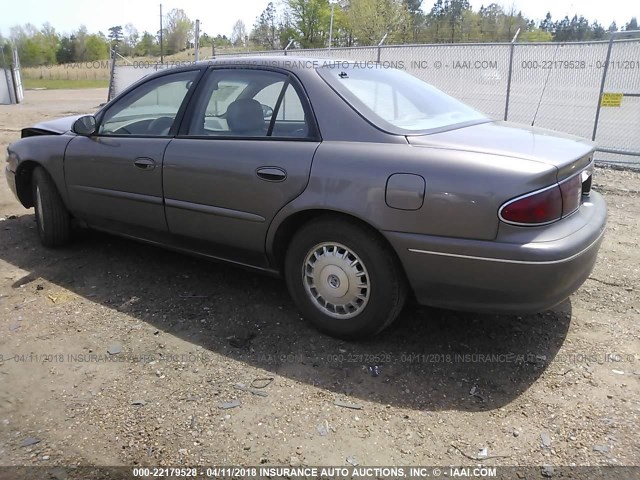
top-left (133, 157), bottom-right (156, 170)
top-left (256, 167), bottom-right (287, 182)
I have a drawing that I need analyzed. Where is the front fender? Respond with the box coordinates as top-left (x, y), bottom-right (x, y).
top-left (8, 135), bottom-right (74, 208)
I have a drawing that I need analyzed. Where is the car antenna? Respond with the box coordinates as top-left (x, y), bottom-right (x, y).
top-left (531, 43), bottom-right (560, 127)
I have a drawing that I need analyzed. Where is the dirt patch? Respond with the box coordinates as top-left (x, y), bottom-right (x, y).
top-left (0, 90), bottom-right (638, 470)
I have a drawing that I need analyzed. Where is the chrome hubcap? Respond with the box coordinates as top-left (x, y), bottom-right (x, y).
top-left (36, 186), bottom-right (44, 229)
top-left (302, 242), bottom-right (370, 319)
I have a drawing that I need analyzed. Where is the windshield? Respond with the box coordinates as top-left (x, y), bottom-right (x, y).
top-left (317, 65), bottom-right (489, 134)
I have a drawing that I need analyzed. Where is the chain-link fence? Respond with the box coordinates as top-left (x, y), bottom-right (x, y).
top-left (109, 36), bottom-right (640, 168)
top-left (593, 37), bottom-right (640, 166)
top-left (108, 49), bottom-right (165, 102)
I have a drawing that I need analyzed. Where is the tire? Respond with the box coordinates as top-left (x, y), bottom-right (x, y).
top-left (285, 216), bottom-right (407, 339)
top-left (32, 167), bottom-right (71, 247)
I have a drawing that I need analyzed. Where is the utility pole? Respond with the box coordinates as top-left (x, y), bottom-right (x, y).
top-left (328, 1), bottom-right (335, 49)
top-left (194, 19), bottom-right (200, 61)
top-left (159, 3), bottom-right (164, 64)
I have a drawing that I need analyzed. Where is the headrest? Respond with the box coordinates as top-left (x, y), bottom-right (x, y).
top-left (226, 98), bottom-right (265, 134)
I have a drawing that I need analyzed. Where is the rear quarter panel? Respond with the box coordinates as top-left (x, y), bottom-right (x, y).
top-left (268, 141), bottom-right (557, 243)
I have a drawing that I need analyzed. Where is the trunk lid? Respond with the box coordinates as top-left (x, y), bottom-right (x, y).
top-left (407, 121), bottom-right (594, 180)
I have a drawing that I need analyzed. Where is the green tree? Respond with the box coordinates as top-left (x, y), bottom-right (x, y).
top-left (199, 32), bottom-right (212, 48)
top-left (40, 22), bottom-right (60, 59)
top-left (19, 38), bottom-right (42, 66)
top-left (285, 0), bottom-right (331, 48)
top-left (85, 34), bottom-right (109, 60)
top-left (165, 9), bottom-right (194, 53)
top-left (574, 15), bottom-right (592, 40)
top-left (422, 0), bottom-right (475, 42)
top-left (404, 0), bottom-right (424, 42)
top-left (0, 35), bottom-right (9, 66)
top-left (502, 5), bottom-right (527, 42)
top-left (553, 16), bottom-right (569, 40)
top-left (459, 8), bottom-right (482, 42)
top-left (446, 0), bottom-right (471, 43)
top-left (0, 36), bottom-right (10, 69)
top-left (73, 25), bottom-right (89, 61)
top-left (347, 0), bottom-right (411, 45)
top-left (108, 25), bottom-right (123, 50)
top-left (278, 13), bottom-right (299, 49)
top-left (214, 34), bottom-right (233, 47)
top-left (136, 31), bottom-right (158, 56)
top-left (9, 23), bottom-right (55, 66)
top-left (478, 4), bottom-right (504, 41)
top-left (231, 19), bottom-right (248, 47)
top-left (591, 21), bottom-right (605, 39)
top-left (11, 28), bottom-right (56, 66)
top-left (56, 35), bottom-right (75, 63)
top-left (539, 12), bottom-right (553, 32)
top-left (251, 2), bottom-right (280, 49)
top-left (123, 23), bottom-right (139, 56)
top-left (424, 0), bottom-right (447, 42)
top-left (327, 1), bottom-right (353, 47)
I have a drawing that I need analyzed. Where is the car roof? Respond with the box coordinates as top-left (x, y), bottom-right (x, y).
top-left (138, 56), bottom-right (359, 87)
top-left (195, 56), bottom-right (347, 69)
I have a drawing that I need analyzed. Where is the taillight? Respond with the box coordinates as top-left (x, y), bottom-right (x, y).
top-left (500, 186), bottom-right (562, 225)
top-left (560, 174), bottom-right (582, 216)
top-left (500, 173), bottom-right (586, 226)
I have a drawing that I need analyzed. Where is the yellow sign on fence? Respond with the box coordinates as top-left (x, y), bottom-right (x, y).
top-left (601, 93), bottom-right (623, 107)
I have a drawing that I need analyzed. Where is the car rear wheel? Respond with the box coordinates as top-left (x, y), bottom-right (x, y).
top-left (32, 167), bottom-right (71, 247)
top-left (285, 217), bottom-right (407, 339)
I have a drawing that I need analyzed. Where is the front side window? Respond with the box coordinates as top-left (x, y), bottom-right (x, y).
top-left (99, 70), bottom-right (199, 136)
top-left (187, 69), bottom-right (311, 138)
top-left (317, 65), bottom-right (489, 134)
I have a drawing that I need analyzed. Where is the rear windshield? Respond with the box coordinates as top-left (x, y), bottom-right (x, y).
top-left (316, 65), bottom-right (489, 134)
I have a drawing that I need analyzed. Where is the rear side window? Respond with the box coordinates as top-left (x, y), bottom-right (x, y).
top-left (186, 69), bottom-right (312, 139)
top-left (254, 82), bottom-right (306, 122)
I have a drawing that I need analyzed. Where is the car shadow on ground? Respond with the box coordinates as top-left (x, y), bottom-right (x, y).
top-left (0, 214), bottom-right (572, 412)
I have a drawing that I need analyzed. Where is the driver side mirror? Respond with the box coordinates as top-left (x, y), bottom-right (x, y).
top-left (72, 115), bottom-right (97, 136)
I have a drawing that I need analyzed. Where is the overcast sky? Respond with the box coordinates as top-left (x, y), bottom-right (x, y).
top-left (0, 0), bottom-right (637, 39)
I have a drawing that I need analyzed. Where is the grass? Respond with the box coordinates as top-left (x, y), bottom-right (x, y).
top-left (18, 47), bottom-right (254, 90)
top-left (23, 78), bottom-right (109, 90)
top-left (21, 63), bottom-right (111, 81)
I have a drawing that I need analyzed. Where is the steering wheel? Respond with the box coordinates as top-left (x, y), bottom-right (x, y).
top-left (147, 117), bottom-right (174, 136)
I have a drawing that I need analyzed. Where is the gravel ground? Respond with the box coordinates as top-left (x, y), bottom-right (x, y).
top-left (0, 90), bottom-right (638, 475)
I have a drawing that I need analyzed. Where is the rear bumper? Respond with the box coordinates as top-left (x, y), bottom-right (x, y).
top-left (385, 191), bottom-right (607, 313)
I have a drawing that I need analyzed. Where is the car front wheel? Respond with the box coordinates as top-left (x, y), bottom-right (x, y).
top-left (285, 217), bottom-right (407, 339)
top-left (32, 167), bottom-right (71, 247)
